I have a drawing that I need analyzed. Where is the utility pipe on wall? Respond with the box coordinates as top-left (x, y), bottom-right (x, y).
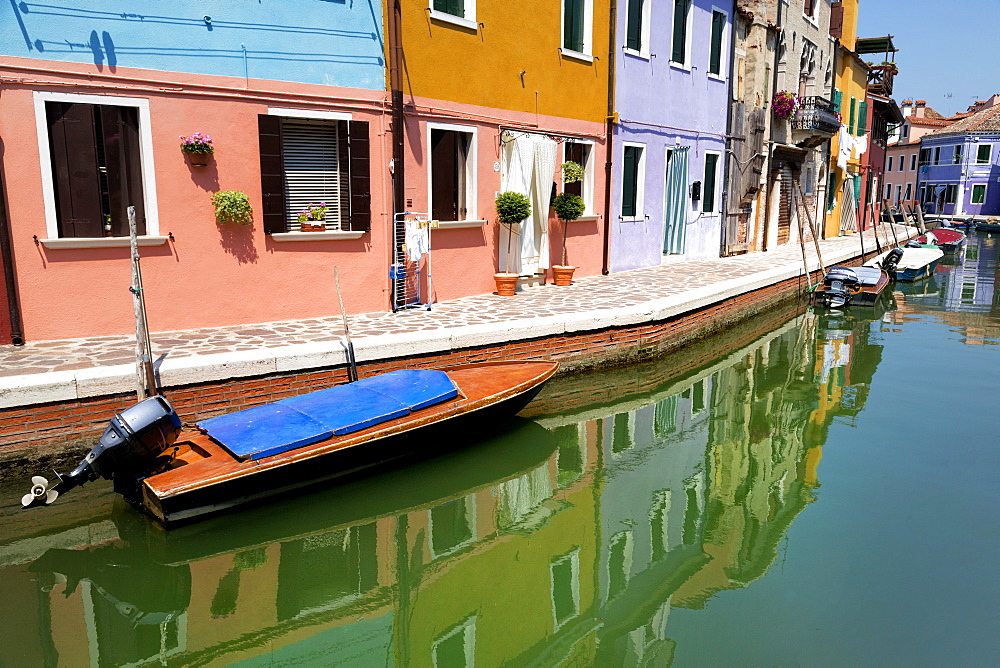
top-left (601, 0), bottom-right (617, 275)
top-left (0, 156), bottom-right (24, 345)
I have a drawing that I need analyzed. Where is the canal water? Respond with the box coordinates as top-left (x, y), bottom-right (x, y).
top-left (1, 233), bottom-right (998, 667)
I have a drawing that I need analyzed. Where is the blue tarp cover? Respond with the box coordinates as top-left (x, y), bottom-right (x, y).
top-left (198, 369), bottom-right (459, 460)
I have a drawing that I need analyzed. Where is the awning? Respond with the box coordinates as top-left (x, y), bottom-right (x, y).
top-left (869, 95), bottom-right (905, 124)
top-left (855, 36), bottom-right (897, 54)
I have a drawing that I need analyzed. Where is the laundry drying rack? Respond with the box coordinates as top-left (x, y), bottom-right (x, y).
top-left (391, 212), bottom-right (435, 312)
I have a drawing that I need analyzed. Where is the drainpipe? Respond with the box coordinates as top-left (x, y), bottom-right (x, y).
top-left (719, 8), bottom-right (738, 257)
top-left (762, 0), bottom-right (784, 252)
top-left (0, 159), bottom-right (24, 345)
top-left (387, 0), bottom-right (405, 215)
top-left (601, 0), bottom-right (617, 275)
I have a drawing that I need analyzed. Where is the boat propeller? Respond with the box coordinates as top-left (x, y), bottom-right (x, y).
top-left (21, 475), bottom-right (59, 508)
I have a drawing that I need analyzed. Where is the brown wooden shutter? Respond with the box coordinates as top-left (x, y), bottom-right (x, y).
top-left (102, 105), bottom-right (146, 236)
top-left (829, 2), bottom-right (844, 39)
top-left (258, 114), bottom-right (286, 234)
top-left (347, 120), bottom-right (371, 231)
top-left (46, 102), bottom-right (103, 238)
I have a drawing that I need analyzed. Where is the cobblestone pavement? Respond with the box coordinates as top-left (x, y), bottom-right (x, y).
top-left (0, 226), bottom-right (908, 379)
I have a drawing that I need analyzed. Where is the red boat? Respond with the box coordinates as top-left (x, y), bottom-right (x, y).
top-left (919, 228), bottom-right (967, 253)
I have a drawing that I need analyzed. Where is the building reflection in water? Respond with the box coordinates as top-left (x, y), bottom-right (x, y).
top-left (5, 303), bottom-right (892, 666)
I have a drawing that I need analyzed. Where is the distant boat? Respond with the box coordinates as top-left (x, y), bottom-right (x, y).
top-left (21, 361), bottom-right (559, 525)
top-left (919, 228), bottom-right (967, 253)
top-left (865, 245), bottom-right (943, 282)
top-left (973, 218), bottom-right (1000, 232)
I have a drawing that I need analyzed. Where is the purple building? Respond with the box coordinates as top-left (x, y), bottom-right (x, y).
top-left (919, 101), bottom-right (1000, 218)
top-left (608, 0), bottom-right (734, 271)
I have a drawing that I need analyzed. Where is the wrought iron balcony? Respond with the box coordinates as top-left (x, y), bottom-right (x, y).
top-left (791, 96), bottom-right (840, 136)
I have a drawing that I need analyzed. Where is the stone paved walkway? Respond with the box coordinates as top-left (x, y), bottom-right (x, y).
top-left (0, 225), bottom-right (911, 383)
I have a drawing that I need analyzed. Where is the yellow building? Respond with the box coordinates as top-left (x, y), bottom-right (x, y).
top-left (825, 0), bottom-right (870, 238)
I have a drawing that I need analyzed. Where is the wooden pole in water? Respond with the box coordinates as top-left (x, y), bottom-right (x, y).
top-left (334, 266), bottom-right (359, 382)
top-left (882, 199), bottom-right (900, 247)
top-left (128, 206), bottom-right (157, 400)
top-left (792, 180), bottom-right (814, 287)
top-left (793, 179), bottom-right (826, 279)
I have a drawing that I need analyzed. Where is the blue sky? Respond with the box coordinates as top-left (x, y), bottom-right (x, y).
top-left (858, 1), bottom-right (998, 117)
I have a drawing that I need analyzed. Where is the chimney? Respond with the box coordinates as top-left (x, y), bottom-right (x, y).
top-left (900, 100), bottom-right (913, 117)
top-left (914, 100), bottom-right (927, 117)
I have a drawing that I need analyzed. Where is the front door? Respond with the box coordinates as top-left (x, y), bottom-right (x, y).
top-left (500, 133), bottom-right (557, 276)
top-left (662, 146), bottom-right (690, 254)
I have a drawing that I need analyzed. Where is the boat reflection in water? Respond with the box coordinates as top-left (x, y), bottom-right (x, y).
top-left (8, 302), bottom-right (896, 666)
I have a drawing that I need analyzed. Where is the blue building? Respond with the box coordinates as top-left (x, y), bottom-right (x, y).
top-left (918, 101), bottom-right (1000, 217)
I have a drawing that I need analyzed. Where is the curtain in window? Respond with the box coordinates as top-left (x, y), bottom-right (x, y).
top-left (523, 137), bottom-right (557, 275)
top-left (500, 133), bottom-right (535, 273)
top-left (564, 0), bottom-right (585, 52)
top-left (663, 146), bottom-right (689, 254)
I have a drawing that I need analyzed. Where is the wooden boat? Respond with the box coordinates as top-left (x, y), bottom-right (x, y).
top-left (919, 228), bottom-right (967, 253)
top-left (865, 245), bottom-right (943, 282)
top-left (812, 265), bottom-right (894, 308)
top-left (21, 360), bottom-right (558, 525)
top-left (973, 218), bottom-right (1000, 232)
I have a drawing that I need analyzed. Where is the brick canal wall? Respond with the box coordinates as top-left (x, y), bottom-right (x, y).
top-left (0, 254), bottom-right (879, 470)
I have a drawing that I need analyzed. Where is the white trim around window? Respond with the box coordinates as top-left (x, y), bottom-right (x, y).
top-left (669, 0), bottom-right (694, 71)
top-left (426, 122), bottom-right (478, 224)
top-left (621, 141), bottom-right (647, 222)
top-left (623, 0), bottom-right (652, 60)
top-left (563, 139), bottom-right (597, 216)
top-left (707, 6), bottom-right (730, 80)
top-left (560, 0), bottom-right (594, 62)
top-left (427, 0), bottom-right (478, 31)
top-left (267, 107), bottom-right (352, 121)
top-left (702, 149), bottom-right (722, 213)
top-left (34, 91), bottom-right (159, 240)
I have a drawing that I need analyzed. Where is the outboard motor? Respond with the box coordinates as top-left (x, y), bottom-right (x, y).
top-left (22, 395), bottom-right (182, 509)
top-left (822, 267), bottom-right (859, 308)
top-left (880, 246), bottom-right (905, 279)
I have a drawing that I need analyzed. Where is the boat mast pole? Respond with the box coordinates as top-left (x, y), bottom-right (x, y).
top-left (128, 206), bottom-right (157, 400)
top-left (334, 266), bottom-right (359, 382)
top-left (792, 181), bottom-right (814, 287)
top-left (881, 198), bottom-right (900, 246)
top-left (793, 179), bottom-right (826, 279)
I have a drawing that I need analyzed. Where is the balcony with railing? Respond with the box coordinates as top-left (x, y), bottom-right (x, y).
top-left (791, 96), bottom-right (840, 146)
top-left (867, 64), bottom-right (896, 96)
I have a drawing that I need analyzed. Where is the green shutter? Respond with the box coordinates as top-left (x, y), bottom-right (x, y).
top-left (849, 98), bottom-right (857, 135)
top-left (853, 174), bottom-right (862, 207)
top-left (433, 0), bottom-right (464, 18)
top-left (858, 101), bottom-right (869, 136)
top-left (671, 0), bottom-right (688, 63)
top-left (833, 90), bottom-right (843, 114)
top-left (827, 171), bottom-right (838, 210)
top-left (626, 0), bottom-right (643, 51)
top-left (978, 144), bottom-right (991, 164)
top-left (709, 11), bottom-right (725, 75)
top-left (703, 154), bottom-right (718, 213)
top-left (564, 0), bottom-right (584, 52)
top-left (622, 146), bottom-right (638, 217)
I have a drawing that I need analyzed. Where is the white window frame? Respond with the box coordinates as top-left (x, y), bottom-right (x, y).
top-left (621, 142), bottom-right (647, 222)
top-left (885, 183), bottom-right (893, 201)
top-left (887, 156), bottom-right (894, 172)
top-left (976, 143), bottom-right (992, 165)
top-left (910, 153), bottom-right (917, 171)
top-left (432, 616), bottom-right (476, 667)
top-left (702, 149), bottom-right (722, 213)
top-left (623, 0), bottom-right (652, 60)
top-left (953, 145), bottom-right (963, 164)
top-left (972, 183), bottom-right (987, 204)
top-left (427, 0), bottom-right (478, 31)
top-left (670, 0), bottom-right (695, 70)
top-left (427, 122), bottom-right (478, 224)
top-left (34, 91), bottom-right (160, 241)
top-left (563, 139), bottom-right (597, 217)
top-left (707, 6), bottom-right (730, 81)
top-left (802, 0), bottom-right (819, 27)
top-left (560, 0), bottom-right (594, 63)
top-left (904, 182), bottom-right (912, 201)
top-left (550, 548), bottom-right (581, 631)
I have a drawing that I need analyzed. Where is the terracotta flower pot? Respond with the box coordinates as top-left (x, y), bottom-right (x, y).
top-left (300, 222), bottom-right (326, 232)
top-left (493, 272), bottom-right (519, 296)
top-left (185, 151), bottom-right (211, 167)
top-left (552, 265), bottom-right (576, 286)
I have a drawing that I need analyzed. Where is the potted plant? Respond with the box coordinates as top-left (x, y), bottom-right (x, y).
top-left (180, 132), bottom-right (214, 166)
top-left (770, 91), bottom-right (798, 121)
top-left (551, 192), bottom-right (585, 285)
top-left (297, 202), bottom-right (328, 231)
top-left (211, 190), bottom-right (253, 226)
top-left (494, 191), bottom-right (531, 296)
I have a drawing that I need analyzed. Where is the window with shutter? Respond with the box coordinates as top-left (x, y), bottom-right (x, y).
top-left (429, 125), bottom-right (475, 223)
top-left (625, 0), bottom-right (645, 52)
top-left (709, 10), bottom-right (726, 76)
top-left (848, 98), bottom-right (856, 135)
top-left (257, 114), bottom-right (371, 234)
top-left (563, 0), bottom-right (587, 53)
top-left (621, 145), bottom-right (643, 218)
top-left (887, 156), bottom-right (893, 172)
top-left (45, 101), bottom-right (147, 238)
top-left (857, 100), bottom-right (868, 136)
top-left (433, 0), bottom-right (465, 19)
top-left (671, 0), bottom-right (691, 65)
top-left (972, 184), bottom-right (987, 204)
top-left (703, 153), bottom-right (719, 213)
top-left (977, 144), bottom-right (992, 164)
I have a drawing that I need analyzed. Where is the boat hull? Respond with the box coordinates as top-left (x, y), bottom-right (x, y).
top-left (141, 361), bottom-right (558, 525)
top-left (895, 259), bottom-right (940, 282)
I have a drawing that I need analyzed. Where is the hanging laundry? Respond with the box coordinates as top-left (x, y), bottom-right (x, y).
top-left (405, 217), bottom-right (429, 261)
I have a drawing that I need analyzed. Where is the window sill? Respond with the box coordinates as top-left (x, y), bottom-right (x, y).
top-left (40, 236), bottom-right (170, 249)
top-left (619, 215), bottom-right (646, 223)
top-left (270, 230), bottom-right (366, 241)
top-left (707, 72), bottom-right (725, 82)
top-left (623, 48), bottom-right (650, 61)
top-left (560, 48), bottom-right (594, 64)
top-left (428, 10), bottom-right (478, 31)
top-left (437, 219), bottom-right (486, 229)
top-left (570, 215), bottom-right (601, 223)
top-left (669, 60), bottom-right (691, 73)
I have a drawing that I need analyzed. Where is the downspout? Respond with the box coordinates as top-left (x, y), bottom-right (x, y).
top-left (0, 159), bottom-right (24, 345)
top-left (719, 8), bottom-right (738, 257)
top-left (762, 0), bottom-right (784, 252)
top-left (388, 0), bottom-right (405, 216)
top-left (601, 0), bottom-right (617, 275)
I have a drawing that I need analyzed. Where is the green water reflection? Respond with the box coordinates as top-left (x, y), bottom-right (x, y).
top-left (3, 236), bottom-right (999, 666)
